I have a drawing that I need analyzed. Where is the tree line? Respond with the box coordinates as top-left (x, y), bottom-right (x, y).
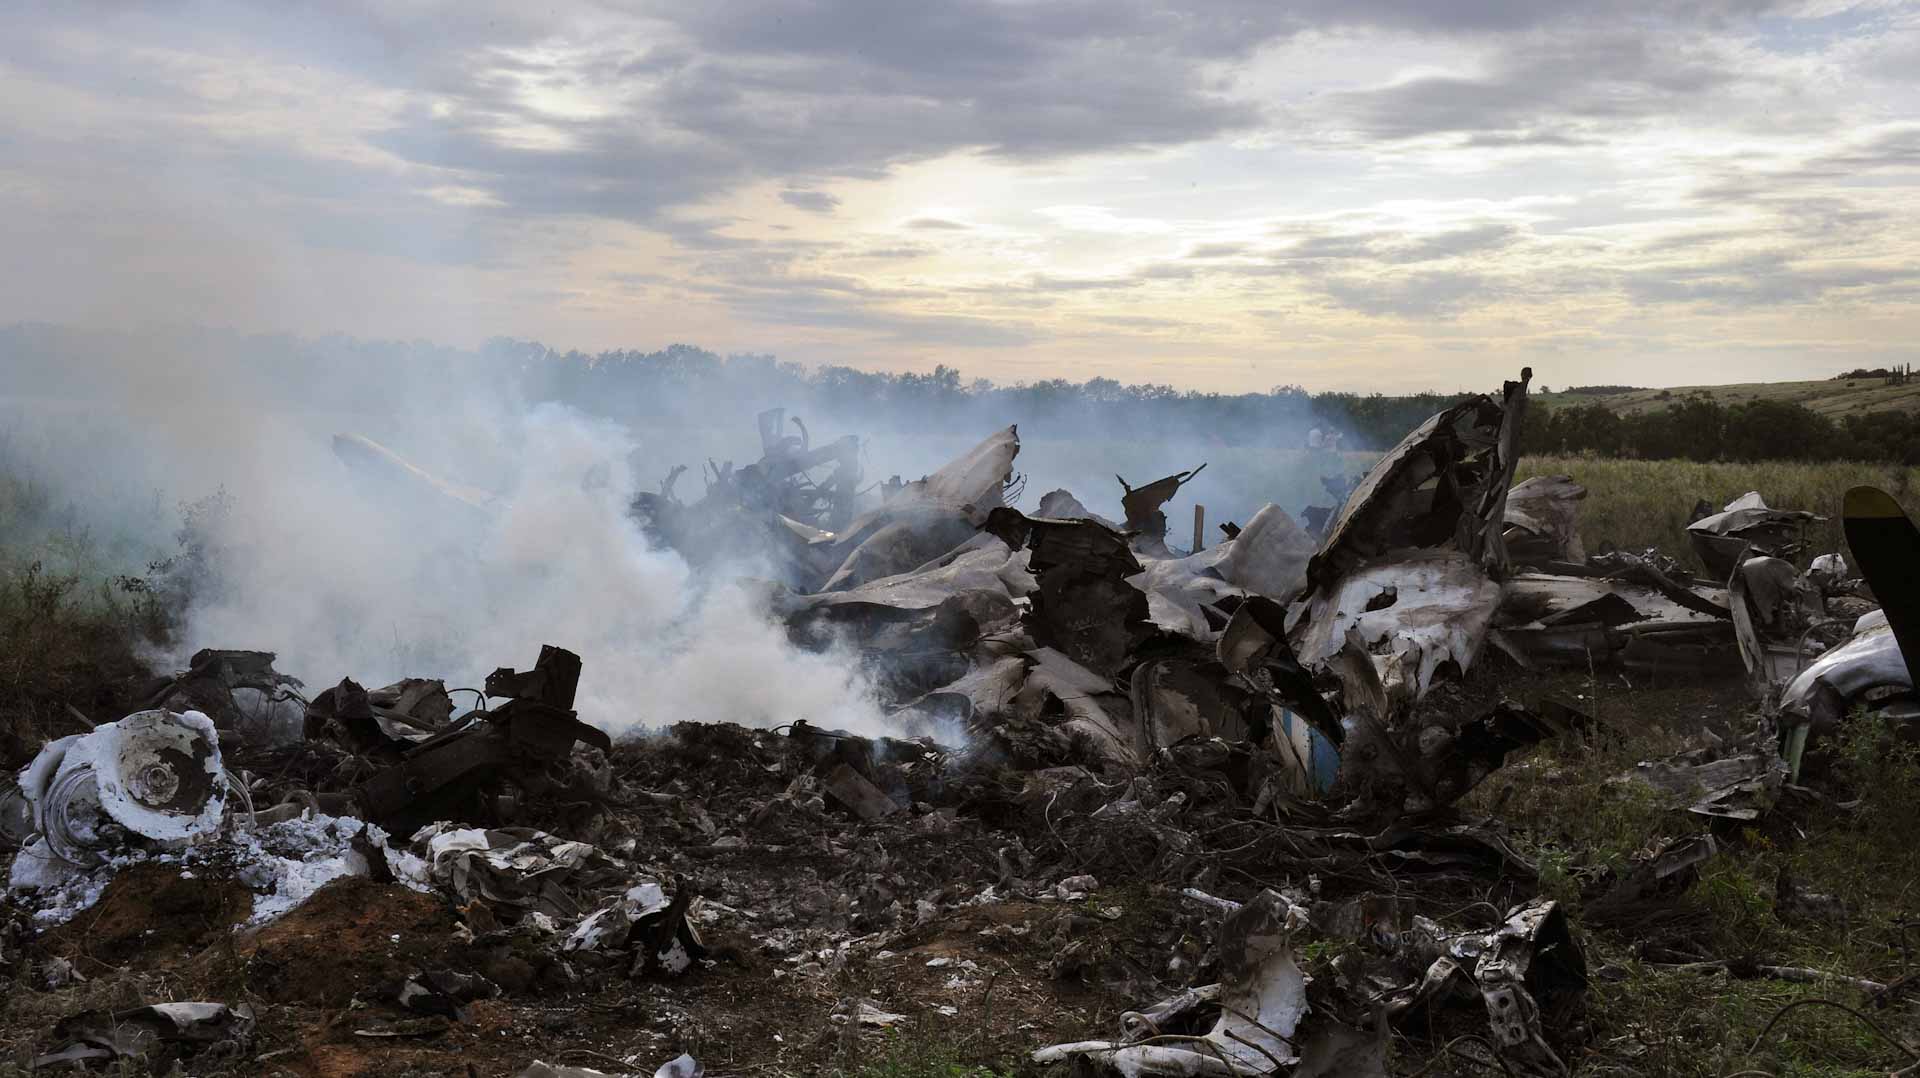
top-left (505, 341), bottom-right (1918, 463)
top-left (491, 339), bottom-right (1457, 450)
top-left (1530, 396), bottom-right (1920, 464)
top-left (4, 324), bottom-right (1906, 462)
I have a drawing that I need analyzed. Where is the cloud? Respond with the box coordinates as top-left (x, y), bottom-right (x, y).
top-left (3, 0), bottom-right (1920, 390)
top-left (1621, 252), bottom-right (1918, 307)
top-left (1384, 223), bottom-right (1522, 262)
top-left (779, 188), bottom-right (842, 213)
top-left (1186, 242), bottom-right (1250, 258)
top-left (1323, 31), bottom-right (1754, 145)
top-left (1314, 270), bottom-right (1498, 318)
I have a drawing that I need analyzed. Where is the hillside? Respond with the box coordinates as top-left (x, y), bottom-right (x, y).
top-left (1537, 375), bottom-right (1920, 417)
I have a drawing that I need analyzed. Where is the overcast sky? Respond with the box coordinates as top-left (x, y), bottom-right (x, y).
top-left (3, 2), bottom-right (1918, 392)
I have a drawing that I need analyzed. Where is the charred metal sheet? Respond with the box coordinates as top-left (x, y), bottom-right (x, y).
top-left (1627, 739), bottom-right (1785, 821)
top-left (1338, 897), bottom-right (1583, 1077)
top-left (1282, 370), bottom-right (1530, 791)
top-left (1331, 675), bottom-right (1579, 814)
top-left (1034, 488), bottom-right (1119, 529)
top-left (306, 676), bottom-right (453, 750)
top-left (36, 1001), bottom-right (254, 1069)
top-left (1593, 550), bottom-right (1730, 620)
top-left (1473, 900), bottom-right (1585, 1077)
top-left (983, 508), bottom-right (1151, 678)
top-left (138, 648), bottom-right (305, 738)
top-left (1217, 596), bottom-right (1342, 746)
top-left (817, 506), bottom-right (984, 593)
top-left (1503, 475), bottom-right (1587, 566)
top-left (1034, 890), bottom-right (1314, 1075)
top-left (1494, 573), bottom-right (1738, 674)
top-left (1128, 545), bottom-right (1243, 641)
top-left (821, 763), bottom-right (902, 819)
top-left (1130, 653), bottom-right (1265, 751)
top-left (1306, 369), bottom-right (1531, 595)
top-left (1686, 491), bottom-right (1820, 582)
top-left (1586, 835), bottom-right (1717, 927)
top-left (354, 646), bottom-right (611, 833)
top-left (1115, 463), bottom-right (1206, 546)
top-left (1021, 647), bottom-right (1138, 768)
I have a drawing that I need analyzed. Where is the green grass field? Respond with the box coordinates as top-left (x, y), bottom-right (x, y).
top-left (1535, 377), bottom-right (1920, 419)
top-left (1518, 455), bottom-right (1920, 573)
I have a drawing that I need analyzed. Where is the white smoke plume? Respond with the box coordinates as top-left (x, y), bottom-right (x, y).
top-left (2, 332), bottom-right (890, 739)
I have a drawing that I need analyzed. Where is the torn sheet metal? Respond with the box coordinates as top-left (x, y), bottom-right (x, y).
top-left (17, 709), bottom-right (230, 866)
top-left (1034, 890), bottom-right (1312, 1075)
top-left (1625, 740), bottom-right (1786, 821)
top-left (1291, 549), bottom-right (1505, 706)
top-left (1217, 503), bottom-right (1315, 600)
top-left (902, 425), bottom-right (1022, 508)
top-left (1494, 573), bottom-right (1738, 674)
top-left (306, 676), bottom-right (454, 749)
top-left (1306, 370), bottom-right (1530, 595)
top-left (1116, 463), bottom-right (1206, 548)
top-left (137, 648), bottom-right (305, 738)
top-left (1586, 835), bottom-right (1717, 926)
top-left (1346, 898), bottom-right (1584, 1077)
top-left (1779, 609), bottom-right (1917, 740)
top-left (817, 506), bottom-right (988, 593)
top-left (1127, 545), bottom-right (1243, 641)
top-left (777, 535), bottom-right (1030, 657)
top-left (1331, 681), bottom-right (1580, 815)
top-left (984, 509), bottom-right (1153, 677)
top-left (1727, 554), bottom-right (1832, 690)
top-left (1503, 475), bottom-right (1587, 567)
top-left (1284, 371), bottom-right (1529, 757)
top-left (1472, 900), bottom-right (1585, 1077)
top-left (1687, 491), bottom-right (1820, 582)
top-left (1217, 597), bottom-right (1344, 746)
top-left (1130, 654), bottom-right (1265, 752)
top-left (1022, 647), bottom-right (1139, 768)
top-left (819, 427), bottom-right (1022, 591)
top-left (894, 654), bottom-right (1029, 729)
top-left (564, 878), bottom-right (707, 976)
top-left (412, 823), bottom-right (626, 921)
top-left (35, 1001), bottom-right (254, 1069)
top-left (1036, 488), bottom-right (1120, 529)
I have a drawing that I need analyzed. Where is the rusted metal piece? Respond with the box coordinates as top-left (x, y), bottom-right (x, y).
top-left (1116, 463), bottom-right (1207, 542)
top-left (353, 646), bottom-right (611, 833)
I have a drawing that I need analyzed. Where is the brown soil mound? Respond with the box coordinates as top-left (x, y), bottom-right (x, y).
top-left (43, 863), bottom-right (254, 971)
top-left (239, 876), bottom-right (456, 1006)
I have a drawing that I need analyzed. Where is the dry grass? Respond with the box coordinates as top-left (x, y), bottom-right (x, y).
top-left (1536, 378), bottom-right (1920, 418)
top-left (1462, 707), bottom-right (1920, 1078)
top-left (1518, 454), bottom-right (1920, 573)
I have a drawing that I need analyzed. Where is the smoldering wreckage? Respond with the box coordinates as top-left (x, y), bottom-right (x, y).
top-left (1, 369), bottom-right (1912, 1077)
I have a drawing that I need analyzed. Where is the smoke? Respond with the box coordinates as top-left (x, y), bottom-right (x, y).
top-left (0, 323), bottom-right (1376, 742)
top-left (1, 328), bottom-right (889, 739)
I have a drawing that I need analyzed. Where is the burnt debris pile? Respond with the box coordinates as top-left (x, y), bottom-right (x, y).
top-left (1, 371), bottom-right (1908, 1077)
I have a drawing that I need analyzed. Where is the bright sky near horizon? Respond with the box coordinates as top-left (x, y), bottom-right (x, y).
top-left (3, 2), bottom-right (1918, 392)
